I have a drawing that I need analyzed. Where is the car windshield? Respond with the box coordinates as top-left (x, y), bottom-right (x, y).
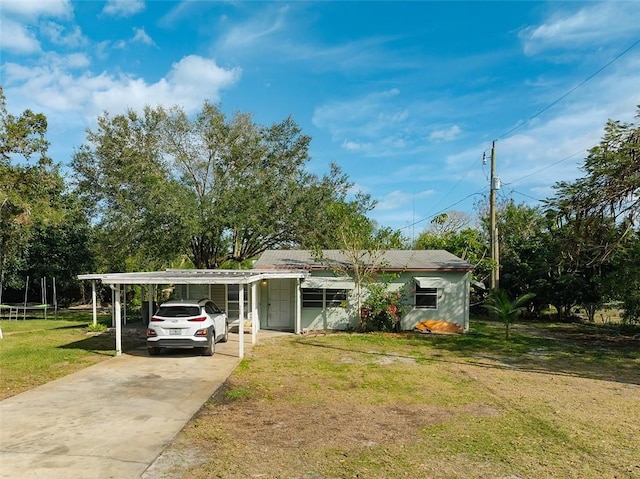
top-left (156, 305), bottom-right (200, 318)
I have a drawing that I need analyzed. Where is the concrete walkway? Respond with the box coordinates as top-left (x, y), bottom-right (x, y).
top-left (0, 332), bottom-right (252, 479)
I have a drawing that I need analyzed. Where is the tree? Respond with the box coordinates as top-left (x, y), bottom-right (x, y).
top-left (72, 106), bottom-right (182, 271)
top-left (0, 87), bottom-right (55, 295)
top-left (415, 226), bottom-right (490, 282)
top-left (544, 108), bottom-right (640, 317)
top-left (313, 198), bottom-right (406, 331)
top-left (483, 290), bottom-right (536, 340)
top-left (547, 108), bottom-right (639, 264)
top-left (425, 211), bottom-right (472, 237)
top-left (608, 231), bottom-right (640, 322)
top-left (415, 211), bottom-right (491, 305)
top-left (491, 201), bottom-right (550, 311)
top-left (0, 86), bottom-right (49, 165)
top-left (25, 195), bottom-right (95, 305)
top-left (0, 87), bottom-right (94, 304)
top-left (72, 101), bottom-right (357, 270)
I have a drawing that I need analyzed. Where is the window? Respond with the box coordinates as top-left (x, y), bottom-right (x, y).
top-left (326, 289), bottom-right (347, 307)
top-left (302, 288), bottom-right (347, 308)
top-left (302, 288), bottom-right (324, 308)
top-left (156, 306), bottom-right (200, 317)
top-left (205, 301), bottom-right (222, 315)
top-left (415, 287), bottom-right (438, 309)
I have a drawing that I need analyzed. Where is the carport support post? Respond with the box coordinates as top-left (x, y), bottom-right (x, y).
top-left (238, 283), bottom-right (244, 358)
top-left (91, 280), bottom-right (97, 327)
top-left (111, 287), bottom-right (115, 327)
top-left (148, 286), bottom-right (154, 325)
top-left (123, 285), bottom-right (127, 325)
top-left (251, 281), bottom-right (258, 345)
top-left (295, 279), bottom-right (301, 334)
top-left (113, 284), bottom-right (122, 356)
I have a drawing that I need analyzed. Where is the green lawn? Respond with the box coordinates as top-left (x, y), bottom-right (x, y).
top-left (0, 311), bottom-right (145, 399)
top-left (156, 320), bottom-right (640, 479)
top-left (1, 314), bottom-right (638, 478)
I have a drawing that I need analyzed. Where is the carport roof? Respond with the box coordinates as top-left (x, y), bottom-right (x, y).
top-left (78, 269), bottom-right (309, 285)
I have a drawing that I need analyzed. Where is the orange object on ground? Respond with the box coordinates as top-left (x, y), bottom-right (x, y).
top-left (413, 320), bottom-right (463, 334)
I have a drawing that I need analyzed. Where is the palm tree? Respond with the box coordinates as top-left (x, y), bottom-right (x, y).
top-left (483, 290), bottom-right (536, 340)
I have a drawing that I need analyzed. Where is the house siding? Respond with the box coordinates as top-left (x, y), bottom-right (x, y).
top-left (398, 271), bottom-right (470, 331)
top-left (299, 271), bottom-right (470, 332)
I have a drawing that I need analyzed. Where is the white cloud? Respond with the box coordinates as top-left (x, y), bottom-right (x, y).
top-left (429, 125), bottom-right (462, 142)
top-left (0, 0), bottom-right (74, 54)
top-left (41, 21), bottom-right (88, 48)
top-left (0, 0), bottom-right (72, 19)
top-left (0, 18), bottom-right (40, 54)
top-left (313, 89), bottom-right (404, 139)
top-left (63, 53), bottom-right (91, 69)
top-left (3, 54), bottom-right (241, 119)
top-left (131, 27), bottom-right (155, 46)
top-left (313, 89), bottom-right (443, 161)
top-left (218, 4), bottom-right (289, 50)
top-left (342, 139), bottom-right (372, 152)
top-left (102, 0), bottom-right (145, 18)
top-left (376, 189), bottom-right (435, 212)
top-left (519, 3), bottom-right (640, 56)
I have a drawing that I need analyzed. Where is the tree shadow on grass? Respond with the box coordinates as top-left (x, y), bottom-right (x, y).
top-left (52, 324), bottom-right (89, 330)
top-left (296, 321), bottom-right (640, 386)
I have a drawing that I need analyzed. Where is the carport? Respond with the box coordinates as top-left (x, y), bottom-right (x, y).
top-left (78, 269), bottom-right (308, 358)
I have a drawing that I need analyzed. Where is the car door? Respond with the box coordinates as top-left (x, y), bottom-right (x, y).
top-left (205, 301), bottom-right (224, 341)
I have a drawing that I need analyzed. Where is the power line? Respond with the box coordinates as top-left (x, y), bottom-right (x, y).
top-left (503, 147), bottom-right (587, 186)
top-left (497, 37), bottom-right (640, 140)
top-left (398, 38), bottom-right (640, 232)
top-left (399, 190), bottom-right (486, 232)
top-left (510, 190), bottom-right (543, 203)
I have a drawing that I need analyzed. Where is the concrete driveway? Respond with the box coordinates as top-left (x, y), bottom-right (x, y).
top-left (0, 332), bottom-right (249, 479)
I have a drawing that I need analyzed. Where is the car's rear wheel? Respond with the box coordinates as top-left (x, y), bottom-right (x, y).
top-left (148, 347), bottom-right (161, 356)
top-left (220, 322), bottom-right (229, 343)
top-left (201, 333), bottom-right (215, 356)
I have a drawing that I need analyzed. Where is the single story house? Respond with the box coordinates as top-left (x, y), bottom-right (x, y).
top-left (252, 249), bottom-right (474, 333)
top-left (78, 249), bottom-right (473, 357)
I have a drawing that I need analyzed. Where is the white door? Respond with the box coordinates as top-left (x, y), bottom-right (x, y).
top-left (267, 280), bottom-right (291, 329)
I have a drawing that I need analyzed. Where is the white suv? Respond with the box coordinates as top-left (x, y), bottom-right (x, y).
top-left (147, 299), bottom-right (228, 356)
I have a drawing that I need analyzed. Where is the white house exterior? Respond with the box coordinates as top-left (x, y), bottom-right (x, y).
top-left (253, 249), bottom-right (474, 332)
top-left (79, 249), bottom-right (473, 356)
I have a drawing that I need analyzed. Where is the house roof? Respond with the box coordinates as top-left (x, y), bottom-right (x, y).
top-left (253, 250), bottom-right (474, 272)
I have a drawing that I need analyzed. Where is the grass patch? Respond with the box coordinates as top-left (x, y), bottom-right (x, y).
top-left (2, 315), bottom-right (638, 478)
top-left (0, 310), bottom-right (145, 399)
top-left (160, 319), bottom-right (639, 479)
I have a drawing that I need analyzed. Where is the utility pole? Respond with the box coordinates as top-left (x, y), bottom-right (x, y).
top-left (489, 140), bottom-right (500, 290)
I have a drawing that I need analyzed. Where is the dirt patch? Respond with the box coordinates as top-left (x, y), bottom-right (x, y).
top-left (202, 402), bottom-right (452, 450)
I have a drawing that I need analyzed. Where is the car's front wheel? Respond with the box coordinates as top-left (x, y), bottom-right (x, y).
top-left (220, 322), bottom-right (229, 343)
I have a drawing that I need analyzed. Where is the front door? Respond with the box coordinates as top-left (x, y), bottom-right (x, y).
top-left (267, 279), bottom-right (292, 330)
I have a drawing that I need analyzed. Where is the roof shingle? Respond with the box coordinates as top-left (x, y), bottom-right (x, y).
top-left (253, 250), bottom-right (473, 271)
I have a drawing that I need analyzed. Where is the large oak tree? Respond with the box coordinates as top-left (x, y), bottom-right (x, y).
top-left (72, 101), bottom-right (356, 269)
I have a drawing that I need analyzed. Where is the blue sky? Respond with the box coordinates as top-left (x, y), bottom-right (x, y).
top-left (2, 1), bottom-right (639, 239)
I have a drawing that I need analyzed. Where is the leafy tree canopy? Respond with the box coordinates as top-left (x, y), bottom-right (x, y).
top-left (546, 106), bottom-right (640, 265)
top-left (72, 101), bottom-right (361, 269)
top-left (0, 87), bottom-right (94, 302)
